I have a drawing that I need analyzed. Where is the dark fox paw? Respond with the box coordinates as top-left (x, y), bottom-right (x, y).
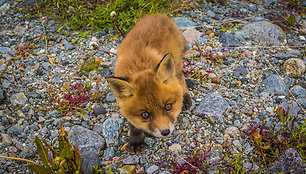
top-left (182, 93), bottom-right (192, 111)
top-left (128, 140), bottom-right (147, 154)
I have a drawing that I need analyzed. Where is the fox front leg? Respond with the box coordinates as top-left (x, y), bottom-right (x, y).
top-left (128, 123), bottom-right (147, 154)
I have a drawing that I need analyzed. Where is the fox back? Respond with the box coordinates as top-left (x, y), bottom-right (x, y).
top-left (108, 14), bottom-right (190, 138)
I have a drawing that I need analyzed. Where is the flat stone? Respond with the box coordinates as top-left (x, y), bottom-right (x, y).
top-left (123, 155), bottom-right (140, 165)
top-left (106, 92), bottom-right (116, 102)
top-left (81, 151), bottom-right (100, 174)
top-left (241, 21), bottom-right (286, 46)
top-left (68, 125), bottom-right (105, 155)
top-left (7, 124), bottom-right (23, 136)
top-left (102, 118), bottom-right (121, 146)
top-left (93, 107), bottom-right (107, 116)
top-left (224, 126), bottom-right (239, 137)
top-left (194, 92), bottom-right (229, 120)
top-left (13, 25), bottom-right (27, 35)
top-left (169, 143), bottom-right (181, 151)
top-left (263, 74), bottom-right (288, 95)
top-left (220, 33), bottom-right (241, 47)
top-left (1, 134), bottom-right (12, 146)
top-left (291, 85), bottom-right (306, 98)
top-left (0, 47), bottom-right (11, 54)
top-left (266, 148), bottom-right (306, 173)
top-left (183, 29), bottom-right (202, 44)
top-left (0, 89), bottom-right (6, 103)
top-left (172, 17), bottom-right (197, 29)
top-left (146, 165), bottom-right (159, 174)
top-left (283, 58), bottom-right (305, 78)
top-left (93, 123), bottom-right (103, 135)
top-left (281, 102), bottom-right (300, 117)
top-left (41, 62), bottom-right (51, 71)
top-left (104, 147), bottom-right (115, 160)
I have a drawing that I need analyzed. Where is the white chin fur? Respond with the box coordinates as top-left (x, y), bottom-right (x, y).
top-left (150, 123), bottom-right (175, 138)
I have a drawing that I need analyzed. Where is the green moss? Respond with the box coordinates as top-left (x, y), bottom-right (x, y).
top-left (21, 0), bottom-right (174, 35)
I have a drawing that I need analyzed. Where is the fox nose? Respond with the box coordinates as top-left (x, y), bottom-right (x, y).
top-left (161, 129), bottom-right (170, 136)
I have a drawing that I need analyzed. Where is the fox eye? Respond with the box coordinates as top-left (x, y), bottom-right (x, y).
top-left (164, 104), bottom-right (172, 111)
top-left (141, 112), bottom-right (151, 119)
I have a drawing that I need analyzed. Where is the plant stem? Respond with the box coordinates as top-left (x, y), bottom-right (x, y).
top-left (0, 155), bottom-right (41, 166)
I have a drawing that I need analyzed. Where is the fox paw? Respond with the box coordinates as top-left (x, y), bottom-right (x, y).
top-left (182, 93), bottom-right (192, 111)
top-left (128, 141), bottom-right (147, 154)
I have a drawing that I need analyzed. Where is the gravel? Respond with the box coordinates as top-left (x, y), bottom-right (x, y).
top-left (0, 0), bottom-right (305, 173)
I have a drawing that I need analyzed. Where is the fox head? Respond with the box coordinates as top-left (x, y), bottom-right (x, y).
top-left (107, 53), bottom-right (184, 137)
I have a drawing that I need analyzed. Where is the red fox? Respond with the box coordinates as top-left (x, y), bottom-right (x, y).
top-left (107, 14), bottom-right (191, 153)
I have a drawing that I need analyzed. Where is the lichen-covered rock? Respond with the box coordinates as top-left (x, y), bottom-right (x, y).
top-left (68, 125), bottom-right (105, 155)
top-left (241, 21), bottom-right (286, 45)
top-left (283, 58), bottom-right (305, 78)
top-left (266, 148), bottom-right (306, 174)
top-left (194, 92), bottom-right (229, 122)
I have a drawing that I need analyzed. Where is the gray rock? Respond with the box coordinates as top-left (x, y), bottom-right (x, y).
top-left (1, 134), bottom-right (12, 146)
top-left (41, 62), bottom-right (51, 71)
top-left (291, 85), bottom-right (306, 98)
top-left (7, 124), bottom-right (23, 136)
top-left (0, 0), bottom-right (6, 6)
top-left (106, 92), bottom-right (116, 102)
top-left (297, 98), bottom-right (306, 109)
top-left (194, 92), bottom-right (229, 120)
top-left (0, 47), bottom-right (10, 54)
top-left (273, 53), bottom-right (303, 59)
top-left (249, 4), bottom-right (258, 12)
top-left (281, 102), bottom-right (300, 117)
top-left (65, 43), bottom-right (74, 50)
top-left (146, 165), bottom-right (159, 174)
top-left (47, 110), bottom-right (59, 118)
top-left (0, 89), bottom-right (6, 103)
top-left (220, 33), bottom-right (241, 47)
top-left (215, 137), bottom-right (223, 144)
top-left (93, 107), bottom-right (107, 116)
top-left (172, 17), bottom-right (197, 28)
top-left (263, 74), bottom-right (288, 95)
top-left (0, 3), bottom-right (9, 13)
top-left (81, 151), bottom-right (100, 174)
top-left (102, 118), bottom-right (121, 146)
top-left (241, 21), bottom-right (286, 46)
top-left (123, 155), bottom-right (140, 164)
top-left (10, 92), bottom-right (28, 106)
top-left (158, 171), bottom-right (172, 174)
top-left (283, 76), bottom-right (295, 88)
top-left (93, 123), bottom-right (103, 135)
top-left (266, 148), bottom-right (306, 173)
top-left (265, 0), bottom-right (277, 5)
top-left (104, 147), bottom-right (115, 160)
top-left (68, 125), bottom-right (105, 155)
top-left (207, 10), bottom-right (216, 18)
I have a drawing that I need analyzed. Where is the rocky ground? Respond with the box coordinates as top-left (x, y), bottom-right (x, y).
top-left (0, 0), bottom-right (305, 173)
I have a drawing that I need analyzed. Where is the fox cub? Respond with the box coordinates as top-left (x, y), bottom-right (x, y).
top-left (108, 14), bottom-right (191, 153)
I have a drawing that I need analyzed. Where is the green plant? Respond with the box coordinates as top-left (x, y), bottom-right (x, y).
top-left (20, 0), bottom-right (174, 36)
top-left (0, 120), bottom-right (82, 174)
top-left (243, 106), bottom-right (306, 168)
top-left (42, 81), bottom-right (107, 117)
top-left (219, 23), bottom-right (236, 32)
top-left (224, 154), bottom-right (247, 174)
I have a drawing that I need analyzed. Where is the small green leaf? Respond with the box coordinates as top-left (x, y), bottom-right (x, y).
top-left (34, 136), bottom-right (50, 169)
top-left (25, 164), bottom-right (53, 174)
top-left (288, 14), bottom-right (296, 26)
top-left (107, 164), bottom-right (112, 174)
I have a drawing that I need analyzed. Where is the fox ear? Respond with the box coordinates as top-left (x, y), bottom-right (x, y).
top-left (107, 77), bottom-right (135, 98)
top-left (156, 53), bottom-right (176, 83)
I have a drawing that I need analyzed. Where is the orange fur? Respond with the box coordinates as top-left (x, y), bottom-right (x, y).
top-left (108, 14), bottom-right (190, 140)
